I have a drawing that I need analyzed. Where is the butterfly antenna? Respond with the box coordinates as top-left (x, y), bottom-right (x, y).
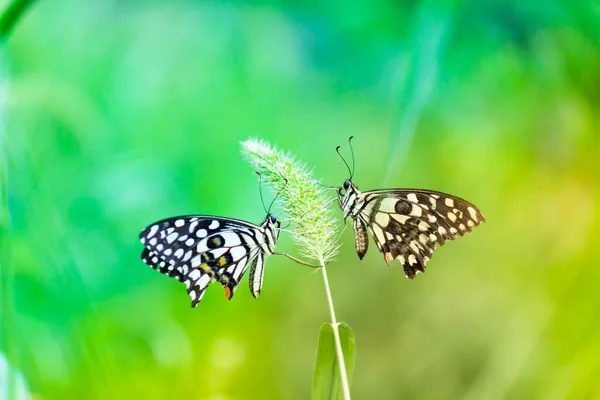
top-left (336, 145), bottom-right (352, 179)
top-left (256, 172), bottom-right (268, 214)
top-left (267, 178), bottom-right (288, 214)
top-left (348, 136), bottom-right (355, 179)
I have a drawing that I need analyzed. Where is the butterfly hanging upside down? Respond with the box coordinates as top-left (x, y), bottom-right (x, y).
top-left (139, 177), bottom-right (315, 307)
top-left (335, 137), bottom-right (486, 279)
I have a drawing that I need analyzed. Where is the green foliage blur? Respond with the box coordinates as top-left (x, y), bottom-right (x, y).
top-left (2, 0), bottom-right (600, 398)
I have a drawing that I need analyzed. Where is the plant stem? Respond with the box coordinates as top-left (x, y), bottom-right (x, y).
top-left (319, 257), bottom-right (351, 400)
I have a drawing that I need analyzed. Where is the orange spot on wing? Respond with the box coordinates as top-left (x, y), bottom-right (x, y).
top-left (384, 252), bottom-right (393, 265)
top-left (218, 256), bottom-right (227, 267)
top-left (222, 284), bottom-right (233, 300)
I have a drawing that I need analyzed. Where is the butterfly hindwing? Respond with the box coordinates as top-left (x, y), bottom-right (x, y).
top-left (140, 215), bottom-right (275, 307)
top-left (248, 252), bottom-right (265, 298)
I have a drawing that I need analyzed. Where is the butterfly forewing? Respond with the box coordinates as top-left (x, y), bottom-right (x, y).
top-left (139, 215), bottom-right (273, 307)
top-left (348, 187), bottom-right (485, 278)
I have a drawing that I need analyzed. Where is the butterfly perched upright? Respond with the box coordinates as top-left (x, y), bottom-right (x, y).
top-left (139, 213), bottom-right (280, 307)
top-left (335, 137), bottom-right (485, 279)
top-left (139, 176), bottom-right (314, 307)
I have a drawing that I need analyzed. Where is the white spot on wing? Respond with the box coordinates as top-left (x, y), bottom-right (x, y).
top-left (391, 214), bottom-right (410, 224)
top-left (221, 232), bottom-right (242, 247)
top-left (429, 197), bottom-right (437, 209)
top-left (234, 258), bottom-right (248, 281)
top-left (166, 232), bottom-right (178, 244)
top-left (409, 241), bottom-right (420, 254)
top-left (372, 225), bottom-right (386, 245)
top-left (410, 204), bottom-right (422, 217)
top-left (185, 238), bottom-right (195, 246)
top-left (379, 198), bottom-right (398, 213)
top-left (447, 212), bottom-right (457, 222)
top-left (175, 249), bottom-right (185, 258)
top-left (210, 248), bottom-right (228, 258)
top-left (189, 269), bottom-right (201, 280)
top-left (230, 246), bottom-right (247, 261)
top-left (198, 274), bottom-right (211, 288)
top-left (196, 229), bottom-right (208, 238)
top-left (149, 237), bottom-right (157, 246)
top-left (408, 254), bottom-right (417, 265)
top-left (191, 255), bottom-right (202, 268)
top-left (468, 207), bottom-right (479, 222)
top-left (444, 198), bottom-right (454, 207)
top-left (375, 213), bottom-right (390, 227)
top-left (407, 193), bottom-right (418, 203)
top-left (147, 225), bottom-right (159, 238)
top-left (209, 220), bottom-right (220, 230)
top-left (175, 219), bottom-right (185, 227)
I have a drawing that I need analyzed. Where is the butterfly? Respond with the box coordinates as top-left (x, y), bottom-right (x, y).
top-left (139, 213), bottom-right (281, 307)
top-left (335, 137), bottom-right (485, 279)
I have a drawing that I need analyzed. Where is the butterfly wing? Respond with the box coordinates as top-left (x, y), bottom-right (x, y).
top-left (355, 189), bottom-right (485, 278)
top-left (139, 216), bottom-right (267, 307)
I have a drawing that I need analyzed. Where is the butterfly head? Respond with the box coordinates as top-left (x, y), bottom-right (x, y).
top-left (269, 213), bottom-right (278, 225)
top-left (263, 213), bottom-right (280, 227)
top-left (263, 213), bottom-right (281, 241)
top-left (338, 179), bottom-right (351, 197)
top-left (337, 179), bottom-right (361, 220)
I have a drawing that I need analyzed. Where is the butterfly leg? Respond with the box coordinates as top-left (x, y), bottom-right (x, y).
top-left (272, 252), bottom-right (320, 268)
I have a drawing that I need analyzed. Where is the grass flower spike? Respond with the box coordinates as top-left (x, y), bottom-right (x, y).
top-left (241, 138), bottom-right (338, 264)
top-left (241, 138), bottom-right (353, 400)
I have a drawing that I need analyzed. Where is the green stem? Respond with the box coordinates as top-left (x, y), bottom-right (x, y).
top-left (0, 0), bottom-right (36, 41)
top-left (319, 257), bottom-right (351, 400)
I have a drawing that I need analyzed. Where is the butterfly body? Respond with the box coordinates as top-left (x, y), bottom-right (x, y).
top-left (338, 179), bottom-right (485, 278)
top-left (139, 214), bottom-right (280, 307)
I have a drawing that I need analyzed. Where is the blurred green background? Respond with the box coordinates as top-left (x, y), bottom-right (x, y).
top-left (2, 0), bottom-right (600, 399)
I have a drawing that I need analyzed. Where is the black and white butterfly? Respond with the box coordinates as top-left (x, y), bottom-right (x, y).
top-left (336, 137), bottom-right (485, 279)
top-left (139, 214), bottom-right (281, 307)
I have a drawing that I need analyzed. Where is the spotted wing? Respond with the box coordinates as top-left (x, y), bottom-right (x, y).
top-left (139, 216), bottom-right (266, 307)
top-left (355, 189), bottom-right (485, 278)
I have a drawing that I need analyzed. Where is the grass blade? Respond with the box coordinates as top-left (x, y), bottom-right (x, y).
top-left (312, 322), bottom-right (355, 400)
